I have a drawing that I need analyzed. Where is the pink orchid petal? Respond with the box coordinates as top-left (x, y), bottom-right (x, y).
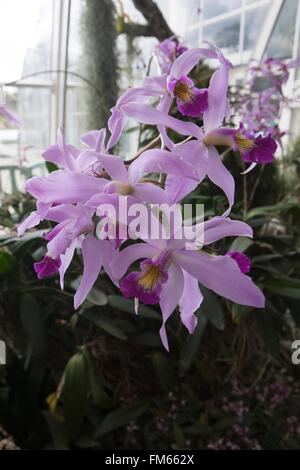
top-left (121, 103), bottom-right (203, 140)
top-left (93, 152), bottom-right (128, 182)
top-left (25, 170), bottom-right (107, 204)
top-left (128, 148), bottom-right (199, 186)
top-left (203, 217), bottom-right (253, 244)
top-left (111, 243), bottom-right (157, 280)
top-left (74, 235), bottom-right (104, 309)
top-left (59, 238), bottom-right (77, 290)
top-left (241, 162), bottom-right (257, 174)
top-left (159, 263), bottom-right (184, 351)
top-left (203, 63), bottom-right (230, 133)
top-left (174, 250), bottom-right (265, 308)
top-left (179, 271), bottom-right (203, 333)
top-left (170, 47), bottom-right (218, 79)
top-left (133, 182), bottom-right (169, 204)
top-left (206, 146), bottom-right (234, 209)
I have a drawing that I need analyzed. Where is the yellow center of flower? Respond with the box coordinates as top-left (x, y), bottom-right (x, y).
top-left (203, 133), bottom-right (232, 148)
top-left (113, 181), bottom-right (134, 196)
top-left (235, 133), bottom-right (255, 152)
top-left (138, 264), bottom-right (164, 292)
top-left (174, 81), bottom-right (193, 102)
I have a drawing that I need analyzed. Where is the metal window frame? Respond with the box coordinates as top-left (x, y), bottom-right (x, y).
top-left (186, 0), bottom-right (272, 63)
top-left (7, 0), bottom-right (72, 145)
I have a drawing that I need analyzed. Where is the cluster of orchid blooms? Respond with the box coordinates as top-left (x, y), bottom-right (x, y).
top-left (18, 37), bottom-right (281, 350)
top-left (233, 57), bottom-right (298, 145)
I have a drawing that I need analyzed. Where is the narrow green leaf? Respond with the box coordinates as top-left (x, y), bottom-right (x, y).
top-left (151, 352), bottom-right (177, 392)
top-left (0, 248), bottom-right (16, 274)
top-left (201, 287), bottom-right (225, 330)
top-left (108, 295), bottom-right (160, 320)
top-left (82, 348), bottom-right (113, 409)
top-left (80, 310), bottom-right (128, 340)
top-left (19, 294), bottom-right (46, 359)
top-left (180, 313), bottom-right (207, 375)
top-left (262, 278), bottom-right (300, 299)
top-left (63, 351), bottom-right (88, 441)
top-left (71, 278), bottom-right (107, 306)
top-left (43, 411), bottom-right (69, 450)
top-left (95, 400), bottom-right (150, 437)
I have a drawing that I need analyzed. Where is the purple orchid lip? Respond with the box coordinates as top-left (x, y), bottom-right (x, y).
top-left (34, 255), bottom-right (61, 279)
top-left (228, 251), bottom-right (251, 274)
top-left (202, 125), bottom-right (277, 165)
top-left (168, 75), bottom-right (208, 117)
top-left (241, 134), bottom-right (277, 163)
top-left (120, 251), bottom-right (171, 305)
top-left (120, 257), bottom-right (169, 305)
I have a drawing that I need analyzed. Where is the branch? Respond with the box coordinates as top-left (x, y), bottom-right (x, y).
top-left (132, 0), bottom-right (174, 40)
top-left (119, 0), bottom-right (174, 41)
top-left (121, 22), bottom-right (153, 37)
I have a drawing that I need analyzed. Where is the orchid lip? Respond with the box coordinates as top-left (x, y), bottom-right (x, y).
top-left (235, 133), bottom-right (255, 152)
top-left (173, 81), bottom-right (194, 102)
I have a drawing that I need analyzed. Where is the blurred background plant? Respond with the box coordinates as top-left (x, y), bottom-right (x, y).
top-left (0, 0), bottom-right (300, 450)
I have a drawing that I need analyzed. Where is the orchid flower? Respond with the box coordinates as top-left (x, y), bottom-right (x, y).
top-left (107, 43), bottom-right (229, 149)
top-left (75, 147), bottom-right (200, 204)
top-left (111, 216), bottom-right (264, 350)
top-left (32, 203), bottom-right (117, 309)
top-left (43, 127), bottom-right (108, 175)
top-left (155, 37), bottom-right (187, 73)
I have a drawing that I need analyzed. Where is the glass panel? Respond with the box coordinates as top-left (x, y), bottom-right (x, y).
top-left (203, 15), bottom-right (241, 53)
top-left (67, 0), bottom-right (83, 78)
top-left (185, 27), bottom-right (200, 48)
top-left (265, 0), bottom-right (298, 59)
top-left (0, 0), bottom-right (54, 84)
top-left (203, 0), bottom-right (242, 20)
top-left (65, 0), bottom-right (89, 143)
top-left (0, 86), bottom-right (51, 165)
top-left (156, 0), bottom-right (202, 35)
top-left (244, 6), bottom-right (268, 50)
top-left (65, 86), bottom-right (90, 146)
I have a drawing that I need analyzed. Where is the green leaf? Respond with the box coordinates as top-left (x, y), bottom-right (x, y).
top-left (246, 202), bottom-right (299, 220)
top-left (46, 161), bottom-right (58, 173)
top-left (82, 348), bottom-right (113, 409)
top-left (151, 352), bottom-right (177, 392)
top-left (180, 313), bottom-right (207, 375)
top-left (201, 287), bottom-right (225, 330)
top-left (85, 288), bottom-right (107, 306)
top-left (43, 411), bottom-right (69, 450)
top-left (71, 278), bottom-right (107, 306)
top-left (0, 248), bottom-right (16, 274)
top-left (133, 332), bottom-right (162, 348)
top-left (232, 304), bottom-right (252, 322)
top-left (19, 294), bottom-right (47, 359)
top-left (95, 400), bottom-right (150, 437)
top-left (229, 237), bottom-right (253, 253)
top-left (108, 295), bottom-right (160, 320)
top-left (80, 310), bottom-right (128, 341)
top-left (262, 278), bottom-right (300, 299)
top-left (63, 351), bottom-right (88, 441)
